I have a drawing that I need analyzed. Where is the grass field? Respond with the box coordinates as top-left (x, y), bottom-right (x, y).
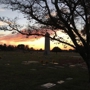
top-left (0, 51), bottom-right (90, 90)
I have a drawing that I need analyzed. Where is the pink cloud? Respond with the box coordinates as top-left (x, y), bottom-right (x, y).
top-left (0, 33), bottom-right (38, 42)
top-left (0, 28), bottom-right (58, 46)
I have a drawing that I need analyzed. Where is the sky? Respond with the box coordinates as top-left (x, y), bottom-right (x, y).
top-left (0, 4), bottom-right (74, 50)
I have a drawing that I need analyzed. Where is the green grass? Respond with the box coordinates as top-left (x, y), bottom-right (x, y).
top-left (0, 51), bottom-right (90, 90)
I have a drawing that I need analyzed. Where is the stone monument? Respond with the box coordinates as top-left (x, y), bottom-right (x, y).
top-left (44, 32), bottom-right (50, 55)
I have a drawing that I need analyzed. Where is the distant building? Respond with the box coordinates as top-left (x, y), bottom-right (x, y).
top-left (44, 32), bottom-right (50, 55)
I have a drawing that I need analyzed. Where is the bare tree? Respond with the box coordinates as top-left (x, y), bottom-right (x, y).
top-left (0, 0), bottom-right (90, 82)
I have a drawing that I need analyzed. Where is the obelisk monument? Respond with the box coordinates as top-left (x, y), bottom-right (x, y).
top-left (44, 32), bottom-right (50, 55)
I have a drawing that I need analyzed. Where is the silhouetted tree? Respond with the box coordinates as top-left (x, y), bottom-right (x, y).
top-left (52, 46), bottom-right (62, 53)
top-left (39, 48), bottom-right (43, 51)
top-left (0, 0), bottom-right (90, 82)
top-left (7, 45), bottom-right (15, 51)
top-left (0, 44), bottom-right (3, 51)
top-left (29, 47), bottom-right (35, 51)
top-left (17, 44), bottom-right (25, 50)
top-left (24, 45), bottom-right (29, 51)
top-left (0, 44), bottom-right (15, 51)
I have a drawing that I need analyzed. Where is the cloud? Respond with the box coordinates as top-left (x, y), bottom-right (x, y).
top-left (22, 28), bottom-right (57, 35)
top-left (0, 21), bottom-right (7, 26)
top-left (0, 34), bottom-right (4, 37)
top-left (0, 28), bottom-right (61, 43)
top-left (0, 33), bottom-right (36, 42)
top-left (0, 28), bottom-right (63, 46)
top-left (0, 31), bottom-right (44, 46)
top-left (0, 8), bottom-right (5, 12)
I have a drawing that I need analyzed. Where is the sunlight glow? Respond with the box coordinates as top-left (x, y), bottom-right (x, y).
top-left (0, 30), bottom-right (74, 50)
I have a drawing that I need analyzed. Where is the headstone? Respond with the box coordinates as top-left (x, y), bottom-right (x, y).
top-left (57, 80), bottom-right (65, 84)
top-left (44, 32), bottom-right (50, 55)
top-left (66, 77), bottom-right (73, 80)
top-left (22, 61), bottom-right (39, 65)
top-left (30, 69), bottom-right (36, 71)
top-left (69, 64), bottom-right (76, 68)
top-left (41, 83), bottom-right (56, 88)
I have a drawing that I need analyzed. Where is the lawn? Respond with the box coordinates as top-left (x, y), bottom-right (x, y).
top-left (0, 51), bottom-right (90, 90)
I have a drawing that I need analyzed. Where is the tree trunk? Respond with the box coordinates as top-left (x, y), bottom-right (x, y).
top-left (86, 60), bottom-right (90, 83)
top-left (79, 52), bottom-right (90, 83)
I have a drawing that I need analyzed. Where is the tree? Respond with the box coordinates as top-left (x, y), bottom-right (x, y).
top-left (0, 0), bottom-right (90, 82)
top-left (52, 46), bottom-right (62, 53)
top-left (17, 44), bottom-right (25, 50)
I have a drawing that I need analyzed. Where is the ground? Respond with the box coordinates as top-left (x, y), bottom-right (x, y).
top-left (0, 51), bottom-right (90, 90)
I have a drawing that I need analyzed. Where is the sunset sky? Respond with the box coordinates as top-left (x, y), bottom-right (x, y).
top-left (0, 5), bottom-right (74, 50)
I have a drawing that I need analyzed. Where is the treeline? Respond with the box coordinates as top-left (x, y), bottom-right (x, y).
top-left (0, 44), bottom-right (76, 52)
top-left (51, 46), bottom-right (77, 53)
top-left (0, 44), bottom-right (35, 51)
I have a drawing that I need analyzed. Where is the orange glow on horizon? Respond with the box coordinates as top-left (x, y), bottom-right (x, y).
top-left (0, 30), bottom-right (74, 50)
top-left (0, 37), bottom-right (73, 50)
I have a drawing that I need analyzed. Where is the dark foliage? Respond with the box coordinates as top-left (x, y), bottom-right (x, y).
top-left (52, 46), bottom-right (62, 53)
